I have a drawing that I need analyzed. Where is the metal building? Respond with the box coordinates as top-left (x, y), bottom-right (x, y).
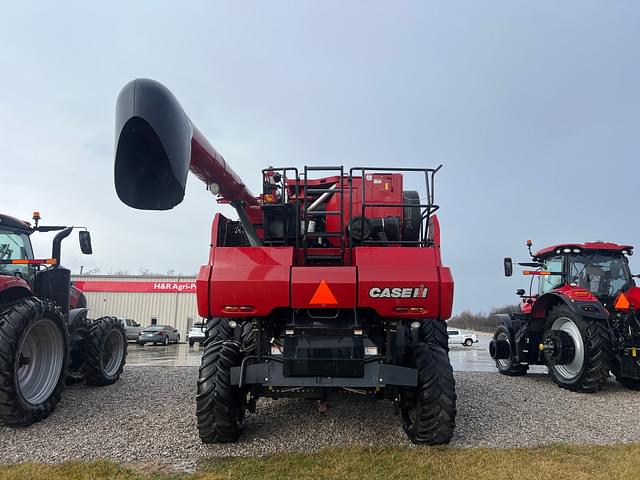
top-left (71, 275), bottom-right (200, 334)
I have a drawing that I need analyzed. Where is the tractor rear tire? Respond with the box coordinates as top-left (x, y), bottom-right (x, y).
top-left (83, 316), bottom-right (127, 386)
top-left (196, 339), bottom-right (245, 443)
top-left (66, 312), bottom-right (92, 385)
top-left (400, 343), bottom-right (456, 444)
top-left (493, 326), bottom-right (528, 376)
top-left (546, 305), bottom-right (612, 393)
top-left (419, 319), bottom-right (449, 352)
top-left (0, 297), bottom-right (68, 426)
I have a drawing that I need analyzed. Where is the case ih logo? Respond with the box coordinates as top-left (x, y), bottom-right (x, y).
top-left (368, 286), bottom-right (429, 298)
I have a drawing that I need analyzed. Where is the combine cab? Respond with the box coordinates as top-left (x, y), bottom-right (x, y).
top-left (490, 240), bottom-right (640, 392)
top-left (0, 212), bottom-right (127, 426)
top-left (113, 79), bottom-right (456, 444)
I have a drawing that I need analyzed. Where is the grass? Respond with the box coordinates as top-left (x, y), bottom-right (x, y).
top-left (2, 444), bottom-right (640, 480)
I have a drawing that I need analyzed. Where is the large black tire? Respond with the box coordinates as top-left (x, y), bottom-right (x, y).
top-left (546, 305), bottom-right (612, 393)
top-left (66, 312), bottom-right (91, 385)
top-left (400, 343), bottom-right (456, 444)
top-left (0, 297), bottom-right (69, 426)
top-left (493, 326), bottom-right (528, 376)
top-left (204, 317), bottom-right (231, 344)
top-left (83, 316), bottom-right (127, 386)
top-left (196, 339), bottom-right (245, 443)
top-left (419, 319), bottom-right (449, 352)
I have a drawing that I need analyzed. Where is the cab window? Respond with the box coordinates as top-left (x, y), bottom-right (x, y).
top-left (0, 230), bottom-right (34, 282)
top-left (539, 256), bottom-right (564, 294)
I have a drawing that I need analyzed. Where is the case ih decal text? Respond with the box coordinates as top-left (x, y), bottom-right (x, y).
top-left (368, 286), bottom-right (429, 298)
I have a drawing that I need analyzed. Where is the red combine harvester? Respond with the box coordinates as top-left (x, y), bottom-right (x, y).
top-left (113, 79), bottom-right (455, 444)
top-left (490, 240), bottom-right (640, 392)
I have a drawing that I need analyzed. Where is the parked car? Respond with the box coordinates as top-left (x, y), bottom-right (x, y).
top-left (447, 329), bottom-right (479, 347)
top-left (137, 325), bottom-right (181, 346)
top-left (121, 318), bottom-right (143, 341)
top-left (187, 322), bottom-right (206, 346)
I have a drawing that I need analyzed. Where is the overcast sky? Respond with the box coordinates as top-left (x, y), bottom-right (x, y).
top-left (1, 1), bottom-right (638, 314)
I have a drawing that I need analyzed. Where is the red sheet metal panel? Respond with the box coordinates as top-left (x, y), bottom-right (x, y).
top-left (207, 247), bottom-right (293, 317)
top-left (291, 267), bottom-right (357, 308)
top-left (355, 247), bottom-right (453, 320)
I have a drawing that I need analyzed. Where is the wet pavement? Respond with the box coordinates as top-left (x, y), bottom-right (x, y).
top-left (126, 331), bottom-right (546, 373)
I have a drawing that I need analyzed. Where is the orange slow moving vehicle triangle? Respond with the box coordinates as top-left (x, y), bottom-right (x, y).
top-left (615, 292), bottom-right (631, 310)
top-left (309, 280), bottom-right (338, 305)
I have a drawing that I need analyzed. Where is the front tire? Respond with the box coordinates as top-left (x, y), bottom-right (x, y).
top-left (196, 339), bottom-right (245, 443)
top-left (463, 338), bottom-right (473, 347)
top-left (83, 317), bottom-right (127, 386)
top-left (419, 319), bottom-right (449, 352)
top-left (546, 305), bottom-right (611, 393)
top-left (400, 343), bottom-right (456, 444)
top-left (0, 298), bottom-right (69, 426)
top-left (493, 326), bottom-right (528, 376)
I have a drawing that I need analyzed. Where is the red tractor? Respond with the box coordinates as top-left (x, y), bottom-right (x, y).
top-left (113, 79), bottom-right (456, 444)
top-left (0, 212), bottom-right (127, 426)
top-left (490, 240), bottom-right (640, 392)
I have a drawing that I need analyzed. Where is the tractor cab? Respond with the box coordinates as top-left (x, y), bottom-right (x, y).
top-left (505, 241), bottom-right (635, 312)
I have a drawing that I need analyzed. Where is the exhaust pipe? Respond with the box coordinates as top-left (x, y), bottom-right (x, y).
top-left (114, 78), bottom-right (257, 210)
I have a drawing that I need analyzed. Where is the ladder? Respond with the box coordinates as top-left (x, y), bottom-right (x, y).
top-left (302, 166), bottom-right (345, 265)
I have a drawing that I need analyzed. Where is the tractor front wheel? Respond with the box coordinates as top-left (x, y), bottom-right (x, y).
top-left (0, 297), bottom-right (68, 426)
top-left (545, 305), bottom-right (611, 393)
top-left (83, 317), bottom-right (127, 386)
top-left (400, 343), bottom-right (456, 444)
top-left (493, 326), bottom-right (528, 376)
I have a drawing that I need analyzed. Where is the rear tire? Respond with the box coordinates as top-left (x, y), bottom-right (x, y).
top-left (66, 312), bottom-right (91, 385)
top-left (546, 305), bottom-right (611, 393)
top-left (493, 326), bottom-right (528, 376)
top-left (189, 341), bottom-right (195, 347)
top-left (83, 316), bottom-right (127, 386)
top-left (419, 319), bottom-right (449, 352)
top-left (196, 339), bottom-right (245, 443)
top-left (400, 343), bottom-right (456, 444)
top-left (0, 297), bottom-right (68, 426)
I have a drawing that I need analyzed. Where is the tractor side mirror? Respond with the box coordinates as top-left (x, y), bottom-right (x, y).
top-left (79, 231), bottom-right (93, 255)
top-left (504, 257), bottom-right (513, 277)
top-left (516, 288), bottom-right (526, 296)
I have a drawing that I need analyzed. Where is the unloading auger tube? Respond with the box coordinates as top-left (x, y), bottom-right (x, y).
top-left (113, 78), bottom-right (262, 246)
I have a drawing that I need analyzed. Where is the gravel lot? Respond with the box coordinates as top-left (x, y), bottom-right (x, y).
top-left (2, 366), bottom-right (640, 468)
